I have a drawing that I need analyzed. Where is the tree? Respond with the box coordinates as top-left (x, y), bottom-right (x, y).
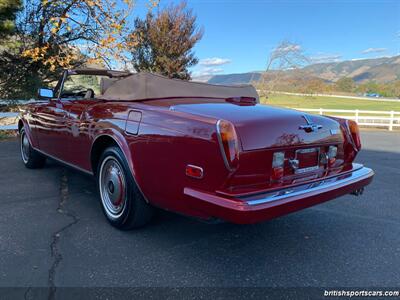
top-left (0, 0), bottom-right (135, 99)
top-left (0, 0), bottom-right (21, 38)
top-left (19, 0), bottom-right (135, 69)
top-left (258, 41), bottom-right (309, 96)
top-left (335, 77), bottom-right (355, 93)
top-left (265, 41), bottom-right (309, 72)
top-left (300, 78), bottom-right (328, 95)
top-left (356, 80), bottom-right (400, 98)
top-left (388, 80), bottom-right (400, 98)
top-left (356, 81), bottom-right (378, 95)
top-left (129, 1), bottom-right (203, 80)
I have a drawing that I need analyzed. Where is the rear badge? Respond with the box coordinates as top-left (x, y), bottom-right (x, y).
top-left (299, 115), bottom-right (322, 133)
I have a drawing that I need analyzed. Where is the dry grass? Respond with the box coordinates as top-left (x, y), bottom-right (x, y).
top-left (0, 104), bottom-right (22, 112)
top-left (0, 130), bottom-right (18, 140)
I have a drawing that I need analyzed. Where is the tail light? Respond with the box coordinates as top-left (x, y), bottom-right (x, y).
top-left (272, 151), bottom-right (285, 181)
top-left (216, 120), bottom-right (240, 171)
top-left (347, 120), bottom-right (361, 151)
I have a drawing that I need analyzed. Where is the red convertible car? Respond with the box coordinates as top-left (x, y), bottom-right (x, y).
top-left (18, 69), bottom-right (374, 229)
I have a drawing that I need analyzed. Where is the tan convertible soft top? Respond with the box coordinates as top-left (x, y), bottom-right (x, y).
top-left (98, 72), bottom-right (259, 102)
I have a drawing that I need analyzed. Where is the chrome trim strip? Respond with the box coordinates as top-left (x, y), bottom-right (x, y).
top-left (245, 167), bottom-right (374, 206)
top-left (34, 148), bottom-right (93, 176)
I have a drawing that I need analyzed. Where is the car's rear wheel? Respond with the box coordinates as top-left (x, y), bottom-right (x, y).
top-left (20, 128), bottom-right (46, 169)
top-left (97, 146), bottom-right (154, 229)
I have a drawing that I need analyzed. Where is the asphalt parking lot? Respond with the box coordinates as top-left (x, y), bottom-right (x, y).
top-left (0, 131), bottom-right (399, 298)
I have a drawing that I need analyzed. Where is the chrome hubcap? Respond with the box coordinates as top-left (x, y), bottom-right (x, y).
top-left (99, 157), bottom-right (127, 219)
top-left (21, 132), bottom-right (30, 163)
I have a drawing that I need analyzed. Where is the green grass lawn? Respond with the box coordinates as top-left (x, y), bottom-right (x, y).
top-left (262, 93), bottom-right (400, 112)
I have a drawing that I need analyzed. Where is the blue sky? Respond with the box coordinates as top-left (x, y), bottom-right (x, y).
top-left (133, 0), bottom-right (400, 77)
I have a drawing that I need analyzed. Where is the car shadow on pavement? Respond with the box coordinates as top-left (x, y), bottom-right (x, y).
top-left (0, 138), bottom-right (399, 288)
top-left (52, 147), bottom-right (400, 287)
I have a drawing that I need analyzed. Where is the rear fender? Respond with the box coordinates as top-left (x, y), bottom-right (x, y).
top-left (91, 128), bottom-right (151, 203)
top-left (326, 116), bottom-right (358, 162)
top-left (92, 129), bottom-right (134, 176)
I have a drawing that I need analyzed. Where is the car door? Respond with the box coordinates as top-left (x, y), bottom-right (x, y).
top-left (36, 71), bottom-right (108, 170)
top-left (63, 98), bottom-right (98, 171)
top-left (34, 97), bottom-right (70, 161)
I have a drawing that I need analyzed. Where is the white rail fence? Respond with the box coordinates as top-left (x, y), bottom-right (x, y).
top-left (296, 108), bottom-right (400, 131)
top-left (0, 112), bottom-right (18, 130)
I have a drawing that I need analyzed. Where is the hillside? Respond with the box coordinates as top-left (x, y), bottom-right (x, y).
top-left (208, 72), bottom-right (262, 85)
top-left (303, 55), bottom-right (400, 83)
top-left (205, 55), bottom-right (400, 85)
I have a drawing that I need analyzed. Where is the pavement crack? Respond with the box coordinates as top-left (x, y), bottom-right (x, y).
top-left (24, 287), bottom-right (31, 300)
top-left (48, 168), bottom-right (79, 300)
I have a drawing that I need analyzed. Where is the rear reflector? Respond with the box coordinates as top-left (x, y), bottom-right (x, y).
top-left (271, 167), bottom-right (284, 181)
top-left (328, 158), bottom-right (336, 166)
top-left (186, 165), bottom-right (204, 179)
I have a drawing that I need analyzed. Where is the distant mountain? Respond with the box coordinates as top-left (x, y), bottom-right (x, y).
top-left (207, 72), bottom-right (262, 85)
top-left (205, 55), bottom-right (400, 85)
top-left (192, 75), bottom-right (214, 83)
top-left (302, 55), bottom-right (400, 83)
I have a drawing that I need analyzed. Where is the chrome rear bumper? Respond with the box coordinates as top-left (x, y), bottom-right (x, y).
top-left (242, 165), bottom-right (374, 206)
top-left (184, 163), bottom-right (374, 224)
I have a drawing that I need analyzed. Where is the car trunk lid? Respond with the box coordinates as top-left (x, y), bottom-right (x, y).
top-left (171, 102), bottom-right (343, 150)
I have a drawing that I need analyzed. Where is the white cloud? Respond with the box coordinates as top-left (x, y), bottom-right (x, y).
top-left (192, 67), bottom-right (224, 77)
top-left (310, 54), bottom-right (342, 63)
top-left (361, 47), bottom-right (387, 54)
top-left (199, 57), bottom-right (231, 66)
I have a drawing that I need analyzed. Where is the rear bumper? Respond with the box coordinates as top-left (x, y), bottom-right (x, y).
top-left (184, 164), bottom-right (374, 224)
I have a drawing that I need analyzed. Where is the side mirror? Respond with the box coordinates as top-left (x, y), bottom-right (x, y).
top-left (38, 88), bottom-right (54, 100)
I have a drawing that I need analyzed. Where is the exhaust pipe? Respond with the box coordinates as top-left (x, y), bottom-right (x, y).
top-left (351, 187), bottom-right (364, 196)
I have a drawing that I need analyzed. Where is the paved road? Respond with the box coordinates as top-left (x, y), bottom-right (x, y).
top-left (0, 131), bottom-right (399, 298)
